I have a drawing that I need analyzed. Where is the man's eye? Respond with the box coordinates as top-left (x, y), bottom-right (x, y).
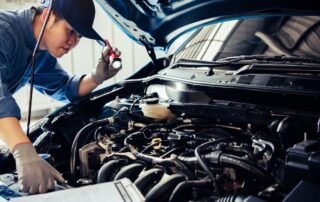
top-left (68, 28), bottom-right (82, 38)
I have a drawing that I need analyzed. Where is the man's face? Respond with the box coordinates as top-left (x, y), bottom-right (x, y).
top-left (43, 14), bottom-right (82, 58)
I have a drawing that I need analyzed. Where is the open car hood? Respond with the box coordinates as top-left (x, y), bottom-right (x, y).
top-left (3, 2), bottom-right (320, 201)
top-left (95, 0), bottom-right (318, 50)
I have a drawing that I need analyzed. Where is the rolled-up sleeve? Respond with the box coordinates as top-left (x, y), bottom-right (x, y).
top-left (65, 74), bottom-right (86, 103)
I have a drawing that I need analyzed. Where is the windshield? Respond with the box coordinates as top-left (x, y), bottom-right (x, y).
top-left (171, 15), bottom-right (320, 64)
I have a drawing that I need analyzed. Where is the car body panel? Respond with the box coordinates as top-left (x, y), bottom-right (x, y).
top-left (2, 1), bottom-right (320, 201)
top-left (96, 0), bottom-right (319, 50)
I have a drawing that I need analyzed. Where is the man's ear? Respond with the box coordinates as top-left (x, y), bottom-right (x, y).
top-left (41, 8), bottom-right (54, 24)
top-left (41, 8), bottom-right (49, 22)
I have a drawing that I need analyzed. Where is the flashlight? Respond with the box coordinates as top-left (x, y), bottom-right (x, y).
top-left (103, 40), bottom-right (122, 69)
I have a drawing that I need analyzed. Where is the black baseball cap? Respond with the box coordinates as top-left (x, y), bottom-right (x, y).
top-left (41, 0), bottom-right (105, 45)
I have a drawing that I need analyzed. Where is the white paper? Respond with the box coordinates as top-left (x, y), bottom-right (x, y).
top-left (0, 197), bottom-right (8, 202)
top-left (10, 178), bottom-right (144, 202)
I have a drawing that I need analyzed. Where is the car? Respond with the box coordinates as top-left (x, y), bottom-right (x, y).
top-left (1, 0), bottom-right (320, 201)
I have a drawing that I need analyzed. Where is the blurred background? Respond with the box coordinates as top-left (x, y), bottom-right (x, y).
top-left (0, 0), bottom-right (155, 126)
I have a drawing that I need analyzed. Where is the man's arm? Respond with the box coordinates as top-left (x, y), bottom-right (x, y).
top-left (78, 46), bottom-right (121, 97)
top-left (77, 73), bottom-right (99, 97)
top-left (0, 117), bottom-right (65, 193)
top-left (0, 117), bottom-right (30, 150)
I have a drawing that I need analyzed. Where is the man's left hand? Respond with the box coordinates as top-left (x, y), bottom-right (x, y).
top-left (91, 46), bottom-right (122, 85)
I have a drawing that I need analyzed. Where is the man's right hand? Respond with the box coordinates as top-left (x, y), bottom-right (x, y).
top-left (12, 143), bottom-right (65, 194)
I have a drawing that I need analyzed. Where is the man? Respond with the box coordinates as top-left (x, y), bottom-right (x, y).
top-left (0, 0), bottom-right (121, 194)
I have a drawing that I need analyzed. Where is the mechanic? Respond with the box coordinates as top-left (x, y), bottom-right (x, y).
top-left (0, 0), bottom-right (121, 194)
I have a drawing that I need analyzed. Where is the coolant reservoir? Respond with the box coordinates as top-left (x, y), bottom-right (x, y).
top-left (140, 97), bottom-right (175, 120)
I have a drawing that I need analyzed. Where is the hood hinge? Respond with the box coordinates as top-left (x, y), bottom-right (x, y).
top-left (140, 36), bottom-right (157, 65)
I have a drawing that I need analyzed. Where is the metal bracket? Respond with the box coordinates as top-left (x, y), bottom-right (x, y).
top-left (140, 36), bottom-right (157, 65)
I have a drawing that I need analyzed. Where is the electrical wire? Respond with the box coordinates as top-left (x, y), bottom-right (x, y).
top-left (26, 2), bottom-right (54, 136)
top-left (129, 97), bottom-right (141, 114)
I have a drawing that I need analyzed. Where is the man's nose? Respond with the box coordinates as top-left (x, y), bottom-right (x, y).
top-left (68, 34), bottom-right (80, 47)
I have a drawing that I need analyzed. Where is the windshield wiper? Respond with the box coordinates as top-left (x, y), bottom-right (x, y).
top-left (174, 58), bottom-right (230, 67)
top-left (174, 55), bottom-right (320, 75)
top-left (176, 55), bottom-right (320, 67)
top-left (217, 55), bottom-right (320, 64)
top-left (221, 55), bottom-right (320, 75)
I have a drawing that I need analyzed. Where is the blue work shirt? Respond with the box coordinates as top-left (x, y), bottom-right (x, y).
top-left (0, 7), bottom-right (84, 119)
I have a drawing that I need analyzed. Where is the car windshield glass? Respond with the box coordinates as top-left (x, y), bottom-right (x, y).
top-left (171, 15), bottom-right (320, 65)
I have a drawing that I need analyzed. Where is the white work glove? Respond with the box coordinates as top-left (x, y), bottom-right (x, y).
top-left (12, 143), bottom-right (65, 194)
top-left (91, 46), bottom-right (122, 84)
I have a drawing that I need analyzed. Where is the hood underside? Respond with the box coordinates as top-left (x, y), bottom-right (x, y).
top-left (95, 0), bottom-right (319, 50)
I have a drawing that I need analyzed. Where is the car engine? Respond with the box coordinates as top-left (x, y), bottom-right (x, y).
top-left (2, 74), bottom-right (320, 201)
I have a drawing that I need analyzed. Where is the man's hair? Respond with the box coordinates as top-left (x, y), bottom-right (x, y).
top-left (35, 6), bottom-right (63, 24)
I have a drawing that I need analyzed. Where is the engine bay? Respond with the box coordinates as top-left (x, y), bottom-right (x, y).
top-left (2, 77), bottom-right (320, 202)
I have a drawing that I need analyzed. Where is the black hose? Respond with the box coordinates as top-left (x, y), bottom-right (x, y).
top-left (161, 146), bottom-right (185, 158)
top-left (93, 125), bottom-right (119, 147)
top-left (218, 153), bottom-right (273, 185)
top-left (178, 151), bottom-right (273, 185)
top-left (140, 123), bottom-right (169, 140)
top-left (141, 123), bottom-right (168, 132)
top-left (177, 156), bottom-right (198, 166)
top-left (135, 152), bottom-right (174, 166)
top-left (140, 141), bottom-right (162, 154)
top-left (70, 118), bottom-right (113, 176)
top-left (124, 131), bottom-right (142, 152)
top-left (173, 123), bottom-right (215, 131)
top-left (223, 145), bottom-right (254, 159)
top-left (252, 138), bottom-right (276, 171)
top-left (194, 138), bottom-right (229, 185)
top-left (124, 132), bottom-right (175, 166)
